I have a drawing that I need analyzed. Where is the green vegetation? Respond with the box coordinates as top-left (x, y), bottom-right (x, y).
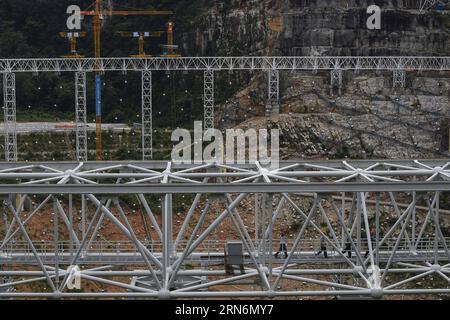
top-left (0, 1), bottom-right (250, 129)
top-left (0, 128), bottom-right (176, 161)
top-left (17, 109), bottom-right (73, 122)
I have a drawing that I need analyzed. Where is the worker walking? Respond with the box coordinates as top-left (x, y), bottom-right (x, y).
top-left (316, 235), bottom-right (328, 258)
top-left (342, 241), bottom-right (352, 258)
top-left (274, 232), bottom-right (288, 259)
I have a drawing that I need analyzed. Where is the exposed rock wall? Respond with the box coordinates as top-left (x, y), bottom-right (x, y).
top-left (217, 71), bottom-right (450, 159)
top-left (180, 1), bottom-right (450, 160)
top-left (183, 0), bottom-right (450, 56)
top-left (281, 1), bottom-right (450, 56)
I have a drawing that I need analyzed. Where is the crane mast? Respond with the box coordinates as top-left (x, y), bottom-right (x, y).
top-left (94, 0), bottom-right (102, 160)
top-left (79, 0), bottom-right (173, 160)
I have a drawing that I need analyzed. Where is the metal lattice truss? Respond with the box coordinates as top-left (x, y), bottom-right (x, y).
top-left (267, 70), bottom-right (280, 116)
top-left (142, 71), bottom-right (153, 160)
top-left (330, 69), bottom-right (343, 95)
top-left (392, 69), bottom-right (406, 89)
top-left (2, 57), bottom-right (450, 72)
top-left (0, 160), bottom-right (450, 299)
top-left (2, 73), bottom-right (17, 162)
top-left (3, 56), bottom-right (450, 163)
top-left (419, 0), bottom-right (447, 13)
top-left (203, 70), bottom-right (215, 130)
top-left (75, 72), bottom-right (88, 162)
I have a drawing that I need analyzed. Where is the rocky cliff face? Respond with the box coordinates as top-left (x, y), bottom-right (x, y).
top-left (184, 0), bottom-right (450, 56)
top-left (280, 0), bottom-right (450, 56)
top-left (179, 1), bottom-right (450, 160)
top-left (181, 0), bottom-right (283, 56)
top-left (219, 71), bottom-right (450, 159)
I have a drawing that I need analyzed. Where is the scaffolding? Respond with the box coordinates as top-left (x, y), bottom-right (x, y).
top-left (0, 160), bottom-right (449, 299)
top-left (2, 57), bottom-right (449, 73)
top-left (2, 56), bottom-right (450, 161)
top-left (330, 69), bottom-right (343, 95)
top-left (203, 70), bottom-right (215, 130)
top-left (267, 70), bottom-right (280, 116)
top-left (393, 69), bottom-right (406, 88)
top-left (142, 71), bottom-right (153, 160)
top-left (75, 72), bottom-right (88, 161)
top-left (3, 73), bottom-right (17, 162)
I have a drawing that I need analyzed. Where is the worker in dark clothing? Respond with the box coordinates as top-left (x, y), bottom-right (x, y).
top-left (316, 235), bottom-right (328, 258)
top-left (274, 232), bottom-right (288, 259)
top-left (342, 242), bottom-right (352, 258)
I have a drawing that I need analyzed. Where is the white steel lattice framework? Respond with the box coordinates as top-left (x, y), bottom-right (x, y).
top-left (3, 72), bottom-right (17, 162)
top-left (0, 160), bottom-right (450, 299)
top-left (142, 71), bottom-right (153, 160)
top-left (330, 68), bottom-right (343, 95)
top-left (75, 72), bottom-right (88, 162)
top-left (203, 70), bottom-right (215, 130)
top-left (393, 69), bottom-right (406, 88)
top-left (267, 70), bottom-right (280, 116)
top-left (3, 56), bottom-right (450, 72)
top-left (3, 56), bottom-right (450, 162)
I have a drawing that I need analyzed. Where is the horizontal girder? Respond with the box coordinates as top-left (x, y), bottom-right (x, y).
top-left (0, 160), bottom-right (448, 193)
top-left (1, 160), bottom-right (449, 299)
top-left (2, 56), bottom-right (450, 73)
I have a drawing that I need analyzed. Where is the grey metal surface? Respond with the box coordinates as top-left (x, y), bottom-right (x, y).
top-left (0, 160), bottom-right (449, 299)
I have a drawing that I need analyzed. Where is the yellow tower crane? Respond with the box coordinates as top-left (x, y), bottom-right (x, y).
top-left (59, 32), bottom-right (86, 58)
top-left (116, 31), bottom-right (165, 58)
top-left (80, 0), bottom-right (173, 160)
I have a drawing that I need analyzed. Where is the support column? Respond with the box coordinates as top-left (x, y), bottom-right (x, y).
top-left (266, 70), bottom-right (280, 116)
top-left (392, 69), bottom-right (405, 88)
top-left (268, 194), bottom-right (274, 281)
top-left (203, 70), bottom-right (215, 130)
top-left (330, 69), bottom-right (343, 96)
top-left (53, 199), bottom-right (59, 288)
top-left (75, 72), bottom-right (87, 162)
top-left (142, 71), bottom-right (153, 160)
top-left (3, 73), bottom-right (17, 162)
top-left (162, 193), bottom-right (173, 289)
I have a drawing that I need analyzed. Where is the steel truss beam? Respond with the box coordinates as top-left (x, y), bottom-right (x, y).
top-left (2, 57), bottom-right (450, 73)
top-left (75, 72), bottom-right (88, 162)
top-left (141, 71), bottom-right (153, 160)
top-left (203, 70), bottom-right (215, 129)
top-left (0, 159), bottom-right (448, 170)
top-left (0, 159), bottom-right (448, 186)
top-left (0, 160), bottom-right (449, 299)
top-left (267, 70), bottom-right (280, 116)
top-left (3, 72), bottom-right (17, 162)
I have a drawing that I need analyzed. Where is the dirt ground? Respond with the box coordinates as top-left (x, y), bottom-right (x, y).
top-left (2, 194), bottom-right (449, 300)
